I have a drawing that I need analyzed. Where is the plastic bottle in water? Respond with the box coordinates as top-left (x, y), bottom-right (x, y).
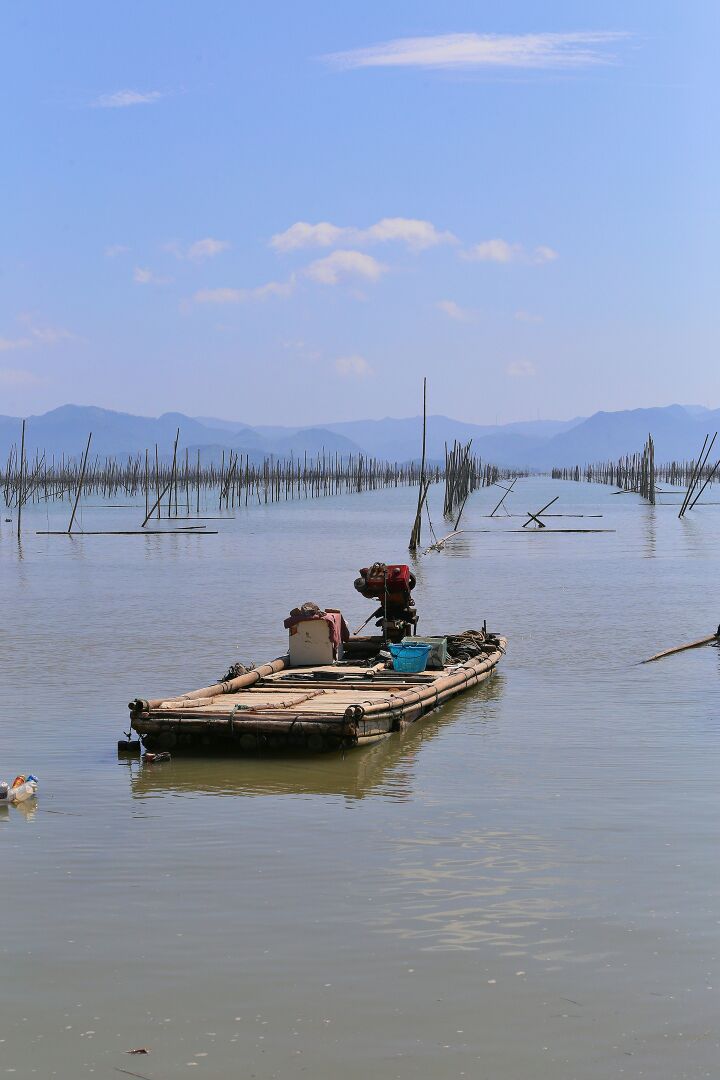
top-left (9, 775), bottom-right (38, 803)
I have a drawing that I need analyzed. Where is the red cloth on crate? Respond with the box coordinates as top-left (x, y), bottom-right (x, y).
top-left (325, 608), bottom-right (351, 646)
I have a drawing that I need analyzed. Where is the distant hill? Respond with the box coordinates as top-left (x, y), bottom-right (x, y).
top-left (528, 406), bottom-right (720, 467)
top-left (0, 405), bottom-right (362, 462)
top-left (299, 415), bottom-right (583, 462)
top-left (0, 403), bottom-right (716, 468)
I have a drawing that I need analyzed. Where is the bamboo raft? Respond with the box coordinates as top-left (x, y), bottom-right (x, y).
top-left (129, 635), bottom-right (507, 754)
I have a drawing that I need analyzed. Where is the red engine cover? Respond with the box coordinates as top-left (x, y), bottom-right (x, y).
top-left (359, 563), bottom-right (411, 597)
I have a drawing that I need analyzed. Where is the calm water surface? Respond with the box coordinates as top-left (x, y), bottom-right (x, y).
top-left (2, 480), bottom-right (720, 1079)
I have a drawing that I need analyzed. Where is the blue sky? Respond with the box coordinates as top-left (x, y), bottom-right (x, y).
top-left (2, 1), bottom-right (718, 424)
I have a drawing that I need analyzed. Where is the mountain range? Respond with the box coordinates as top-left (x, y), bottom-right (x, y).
top-left (0, 404), bottom-right (717, 468)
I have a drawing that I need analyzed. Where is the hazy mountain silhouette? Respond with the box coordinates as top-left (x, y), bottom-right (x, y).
top-left (0, 403), bottom-right (716, 467)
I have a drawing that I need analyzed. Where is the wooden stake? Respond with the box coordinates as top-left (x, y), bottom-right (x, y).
top-left (154, 444), bottom-right (160, 520)
top-left (409, 378), bottom-right (427, 552)
top-left (68, 432), bottom-right (92, 533)
top-left (489, 477), bottom-right (517, 517)
top-left (17, 419), bottom-right (25, 539)
top-left (141, 480), bottom-right (173, 528)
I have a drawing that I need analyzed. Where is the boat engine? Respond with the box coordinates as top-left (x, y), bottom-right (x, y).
top-left (354, 563), bottom-right (418, 643)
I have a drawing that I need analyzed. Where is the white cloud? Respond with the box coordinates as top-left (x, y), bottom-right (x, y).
top-left (0, 321), bottom-right (74, 351)
top-left (191, 250), bottom-right (384, 306)
top-left (0, 368), bottom-right (41, 386)
top-left (271, 222), bottom-right (349, 251)
top-left (194, 277), bottom-right (296, 304)
top-left (92, 89), bottom-right (164, 108)
top-left (335, 355), bottom-right (373, 378)
top-left (28, 324), bottom-right (74, 345)
top-left (326, 32), bottom-right (628, 71)
top-left (365, 217), bottom-right (455, 250)
top-left (105, 244), bottom-right (129, 258)
top-left (514, 309), bottom-right (543, 323)
top-left (436, 299), bottom-right (475, 322)
top-left (188, 238), bottom-right (230, 260)
top-left (305, 250), bottom-right (386, 285)
top-left (506, 360), bottom-right (536, 378)
top-left (271, 217), bottom-right (455, 252)
top-left (533, 245), bottom-right (559, 264)
top-left (281, 339), bottom-right (322, 363)
top-left (463, 239), bottom-right (558, 264)
top-left (167, 238), bottom-right (231, 260)
top-left (134, 267), bottom-right (171, 285)
top-left (464, 239), bottom-right (520, 263)
top-left (0, 336), bottom-right (32, 352)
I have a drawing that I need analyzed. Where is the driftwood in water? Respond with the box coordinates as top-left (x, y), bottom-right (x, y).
top-left (426, 529), bottom-right (463, 553)
top-left (470, 528), bottom-right (615, 534)
top-left (640, 631), bottom-right (719, 664)
top-left (36, 529), bottom-right (218, 536)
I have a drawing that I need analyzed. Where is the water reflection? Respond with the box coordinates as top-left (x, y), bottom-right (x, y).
top-left (642, 505), bottom-right (657, 558)
top-left (0, 799), bottom-right (38, 823)
top-left (125, 673), bottom-right (505, 803)
top-left (680, 515), bottom-right (717, 557)
top-left (374, 824), bottom-right (569, 954)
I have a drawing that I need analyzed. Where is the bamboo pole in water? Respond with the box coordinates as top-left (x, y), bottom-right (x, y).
top-left (641, 631), bottom-right (719, 664)
top-left (68, 432), bottom-right (92, 533)
top-left (489, 477), bottom-right (517, 517)
top-left (687, 456), bottom-right (720, 512)
top-left (196, 448), bottom-right (201, 514)
top-left (154, 444), bottom-right (160, 520)
top-left (678, 434), bottom-right (710, 516)
top-left (409, 378), bottom-right (427, 552)
top-left (16, 419), bottom-right (25, 539)
top-left (679, 434), bottom-right (717, 518)
top-left (141, 479), bottom-right (173, 528)
top-left (522, 495), bottom-right (560, 529)
top-left (168, 428), bottom-right (180, 518)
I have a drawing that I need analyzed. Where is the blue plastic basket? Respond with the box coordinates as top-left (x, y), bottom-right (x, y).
top-left (389, 642), bottom-right (432, 673)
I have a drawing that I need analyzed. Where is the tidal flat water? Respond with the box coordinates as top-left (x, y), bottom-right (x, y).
top-left (2, 479), bottom-right (720, 1079)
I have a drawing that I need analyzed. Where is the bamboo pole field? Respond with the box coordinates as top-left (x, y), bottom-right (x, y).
top-left (9, 415), bottom-right (720, 541)
top-left (441, 438), bottom-right (496, 518)
top-left (550, 433), bottom-right (720, 506)
top-left (1, 427), bottom-right (504, 535)
top-left (551, 433), bottom-right (658, 502)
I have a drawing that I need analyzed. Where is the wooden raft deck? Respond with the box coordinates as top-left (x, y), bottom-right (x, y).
top-left (129, 638), bottom-right (507, 753)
